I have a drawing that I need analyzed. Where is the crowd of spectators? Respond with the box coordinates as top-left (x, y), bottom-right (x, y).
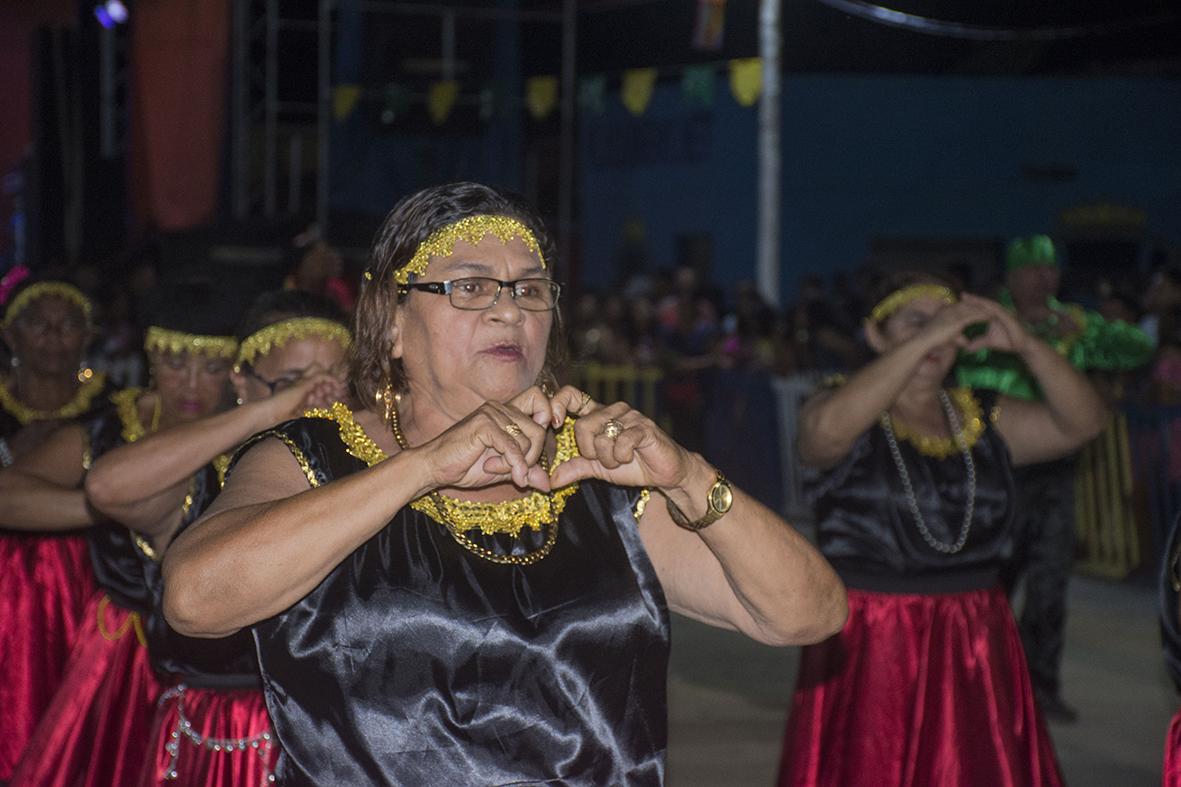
top-left (564, 258), bottom-right (1181, 408)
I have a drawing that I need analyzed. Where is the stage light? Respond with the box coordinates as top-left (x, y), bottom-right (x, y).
top-left (94, 1), bottom-right (129, 29)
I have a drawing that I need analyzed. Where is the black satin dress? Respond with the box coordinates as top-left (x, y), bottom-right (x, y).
top-left (811, 391), bottom-right (1015, 591)
top-left (241, 416), bottom-right (670, 786)
top-left (143, 461), bottom-right (259, 688)
top-left (84, 407), bottom-right (155, 614)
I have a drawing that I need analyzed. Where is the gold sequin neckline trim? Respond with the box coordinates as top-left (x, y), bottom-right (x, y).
top-left (885, 387), bottom-right (985, 459)
top-left (110, 387), bottom-right (158, 443)
top-left (0, 372), bottom-right (108, 426)
top-left (304, 400), bottom-right (580, 538)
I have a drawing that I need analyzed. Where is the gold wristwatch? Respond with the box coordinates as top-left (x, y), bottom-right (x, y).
top-left (666, 472), bottom-right (733, 532)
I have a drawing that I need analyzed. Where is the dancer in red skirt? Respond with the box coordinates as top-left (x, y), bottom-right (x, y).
top-left (85, 290), bottom-right (349, 786)
top-left (1, 303), bottom-right (236, 787)
top-left (778, 272), bottom-right (1106, 787)
top-left (0, 276), bottom-right (112, 779)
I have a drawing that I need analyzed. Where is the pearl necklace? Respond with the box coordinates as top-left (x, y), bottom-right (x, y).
top-left (880, 389), bottom-right (976, 555)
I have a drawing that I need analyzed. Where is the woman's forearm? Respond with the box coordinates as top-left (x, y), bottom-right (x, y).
top-left (1020, 338), bottom-right (1107, 441)
top-left (798, 336), bottom-right (931, 465)
top-left (163, 444), bottom-right (435, 638)
top-left (0, 470), bottom-right (96, 530)
top-left (649, 457), bottom-right (847, 647)
top-left (86, 400), bottom-right (280, 524)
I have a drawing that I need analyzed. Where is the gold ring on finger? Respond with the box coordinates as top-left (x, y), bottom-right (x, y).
top-left (502, 422), bottom-right (524, 437)
top-left (576, 391), bottom-right (592, 414)
top-left (602, 419), bottom-right (624, 440)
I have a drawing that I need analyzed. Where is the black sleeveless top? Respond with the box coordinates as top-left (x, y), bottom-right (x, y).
top-left (811, 389), bottom-right (1015, 590)
top-left (240, 414), bottom-right (670, 786)
top-left (83, 400), bottom-right (155, 613)
top-left (0, 373), bottom-right (115, 466)
top-left (142, 458), bottom-right (261, 688)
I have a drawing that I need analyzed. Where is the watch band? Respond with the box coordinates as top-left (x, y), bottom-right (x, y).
top-left (666, 472), bottom-right (732, 532)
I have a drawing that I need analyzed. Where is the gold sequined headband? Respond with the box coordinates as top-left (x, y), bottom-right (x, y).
top-left (2, 282), bottom-right (93, 329)
top-left (144, 326), bottom-right (238, 360)
top-left (366, 214), bottom-right (546, 286)
top-left (234, 317), bottom-right (352, 372)
top-left (869, 284), bottom-right (956, 323)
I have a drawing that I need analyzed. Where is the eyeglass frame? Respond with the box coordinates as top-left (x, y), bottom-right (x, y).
top-left (396, 277), bottom-right (562, 312)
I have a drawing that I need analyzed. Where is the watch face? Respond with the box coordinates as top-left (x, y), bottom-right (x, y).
top-left (710, 480), bottom-right (733, 514)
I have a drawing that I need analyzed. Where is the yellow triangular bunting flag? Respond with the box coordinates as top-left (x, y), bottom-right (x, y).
top-left (332, 85), bottom-right (362, 121)
top-left (526, 76), bottom-right (559, 120)
top-left (621, 68), bottom-right (658, 116)
top-left (428, 80), bottom-right (459, 125)
top-left (729, 58), bottom-right (762, 107)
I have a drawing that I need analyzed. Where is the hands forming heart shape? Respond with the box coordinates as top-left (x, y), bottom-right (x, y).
top-left (413, 384), bottom-right (697, 497)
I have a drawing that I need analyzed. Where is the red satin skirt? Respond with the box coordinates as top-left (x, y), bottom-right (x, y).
top-left (1165, 709), bottom-right (1181, 786)
top-left (137, 684), bottom-right (278, 786)
top-left (778, 586), bottom-right (1064, 787)
top-left (10, 591), bottom-right (162, 787)
top-left (0, 532), bottom-right (95, 779)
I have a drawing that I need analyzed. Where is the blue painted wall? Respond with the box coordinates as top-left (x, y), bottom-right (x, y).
top-left (578, 76), bottom-right (1181, 300)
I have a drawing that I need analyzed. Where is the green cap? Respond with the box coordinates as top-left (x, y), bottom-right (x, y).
top-left (1006, 234), bottom-right (1057, 271)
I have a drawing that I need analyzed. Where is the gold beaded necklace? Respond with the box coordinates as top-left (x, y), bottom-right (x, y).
top-left (886, 387), bottom-right (985, 460)
top-left (0, 372), bottom-right (108, 426)
top-left (305, 399), bottom-right (579, 566)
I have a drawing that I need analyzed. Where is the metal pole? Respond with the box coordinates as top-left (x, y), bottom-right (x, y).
top-left (99, 25), bottom-right (115, 159)
top-left (264, 0), bottom-right (279, 217)
top-left (288, 133), bottom-right (303, 214)
top-left (756, 0), bottom-right (781, 307)
top-left (316, 0), bottom-right (332, 234)
top-left (441, 11), bottom-right (456, 80)
top-left (231, 0), bottom-right (248, 218)
top-left (557, 0), bottom-right (576, 271)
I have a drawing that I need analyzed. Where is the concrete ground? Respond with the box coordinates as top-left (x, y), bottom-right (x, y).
top-left (666, 575), bottom-right (1176, 786)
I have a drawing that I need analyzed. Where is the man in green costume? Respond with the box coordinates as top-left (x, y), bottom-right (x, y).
top-left (956, 234), bottom-right (1153, 722)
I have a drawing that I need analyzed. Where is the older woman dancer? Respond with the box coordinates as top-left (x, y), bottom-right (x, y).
top-left (2, 306), bottom-right (235, 787)
top-left (0, 276), bottom-right (111, 778)
top-left (164, 182), bottom-right (847, 785)
top-left (776, 273), bottom-right (1106, 787)
top-left (85, 290), bottom-right (349, 786)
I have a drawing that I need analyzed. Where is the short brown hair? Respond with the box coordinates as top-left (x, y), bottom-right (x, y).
top-left (349, 182), bottom-right (566, 408)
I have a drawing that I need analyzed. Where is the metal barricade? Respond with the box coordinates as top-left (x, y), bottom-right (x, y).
top-left (566, 363), bottom-right (664, 424)
top-left (772, 372), bottom-right (823, 520)
top-left (1075, 413), bottom-right (1140, 579)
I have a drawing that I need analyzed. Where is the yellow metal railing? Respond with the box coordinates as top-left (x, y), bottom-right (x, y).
top-left (1075, 413), bottom-right (1140, 579)
top-left (565, 363), bottom-right (664, 424)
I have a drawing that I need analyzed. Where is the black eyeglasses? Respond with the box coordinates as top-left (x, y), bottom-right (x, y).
top-left (398, 277), bottom-right (561, 312)
top-left (240, 366), bottom-right (294, 394)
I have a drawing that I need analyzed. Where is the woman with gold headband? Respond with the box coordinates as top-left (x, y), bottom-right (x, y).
top-left (1, 293), bottom-right (236, 787)
top-left (0, 274), bottom-right (111, 781)
top-left (84, 289), bottom-right (349, 787)
top-left (163, 182), bottom-right (846, 785)
top-left (776, 271), bottom-right (1106, 787)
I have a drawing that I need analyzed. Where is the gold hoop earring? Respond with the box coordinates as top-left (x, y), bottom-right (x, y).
top-left (379, 382), bottom-right (395, 425)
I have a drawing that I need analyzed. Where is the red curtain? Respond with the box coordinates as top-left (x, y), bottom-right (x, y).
top-left (0, 1), bottom-right (74, 175)
top-left (131, 0), bottom-right (228, 230)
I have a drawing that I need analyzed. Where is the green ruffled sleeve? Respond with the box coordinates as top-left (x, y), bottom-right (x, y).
top-left (1063, 311), bottom-right (1154, 371)
top-left (955, 350), bottom-right (1041, 401)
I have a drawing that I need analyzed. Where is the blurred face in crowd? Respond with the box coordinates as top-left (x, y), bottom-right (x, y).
top-left (866, 294), bottom-right (958, 383)
top-left (232, 336), bottom-right (349, 406)
top-left (1006, 264), bottom-right (1060, 314)
top-left (2, 295), bottom-right (91, 378)
top-left (292, 242), bottom-right (344, 290)
top-left (394, 236), bottom-right (553, 415)
top-left (150, 351), bottom-right (232, 425)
